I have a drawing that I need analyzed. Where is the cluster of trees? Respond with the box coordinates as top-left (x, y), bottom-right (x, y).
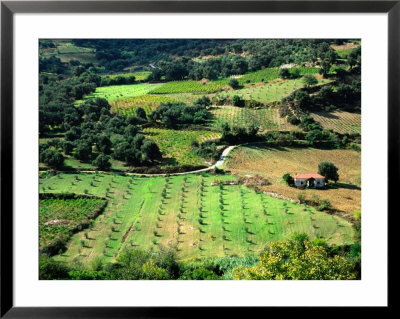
top-left (263, 127), bottom-right (360, 150)
top-left (148, 102), bottom-right (209, 129)
top-left (39, 56), bottom-right (67, 74)
top-left (220, 124), bottom-right (260, 144)
top-left (39, 71), bottom-right (101, 133)
top-left (100, 75), bottom-right (136, 87)
top-left (39, 97), bottom-right (162, 170)
top-left (72, 39), bottom-right (234, 73)
top-left (191, 140), bottom-right (220, 161)
top-left (39, 233), bottom-right (360, 280)
top-left (232, 233), bottom-right (359, 280)
top-left (145, 40), bottom-right (342, 82)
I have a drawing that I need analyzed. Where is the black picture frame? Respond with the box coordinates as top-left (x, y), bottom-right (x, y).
top-left (1, 0), bottom-right (396, 317)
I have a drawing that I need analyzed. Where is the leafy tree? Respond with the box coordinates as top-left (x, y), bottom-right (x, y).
top-left (303, 75), bottom-right (318, 88)
top-left (229, 78), bottom-right (240, 89)
top-left (141, 261), bottom-right (169, 280)
top-left (74, 141), bottom-right (92, 161)
top-left (92, 154), bottom-right (111, 171)
top-left (136, 107), bottom-right (147, 120)
top-left (194, 96), bottom-right (212, 107)
top-left (295, 91), bottom-right (311, 109)
top-left (39, 255), bottom-right (70, 280)
top-left (96, 134), bottom-right (112, 154)
top-left (282, 173), bottom-right (294, 186)
top-left (39, 149), bottom-right (64, 169)
top-left (124, 124), bottom-right (139, 138)
top-left (179, 268), bottom-right (220, 280)
top-left (279, 68), bottom-right (290, 79)
top-left (318, 161), bottom-right (339, 182)
top-left (141, 139), bottom-right (162, 162)
top-left (232, 234), bottom-right (357, 280)
top-left (232, 95), bottom-right (244, 107)
top-left (62, 141), bottom-right (75, 155)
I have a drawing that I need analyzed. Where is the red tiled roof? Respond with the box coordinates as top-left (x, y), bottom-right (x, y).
top-left (294, 173), bottom-right (325, 179)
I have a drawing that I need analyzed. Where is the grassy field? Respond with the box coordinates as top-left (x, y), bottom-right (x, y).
top-left (149, 80), bottom-right (229, 94)
top-left (40, 40), bottom-right (97, 64)
top-left (224, 145), bottom-right (361, 217)
top-left (237, 67), bottom-right (319, 85)
top-left (39, 173), bottom-right (355, 264)
top-left (77, 83), bottom-right (163, 103)
top-left (39, 195), bottom-right (106, 253)
top-left (101, 72), bottom-right (151, 81)
top-left (217, 78), bottom-right (330, 104)
top-left (311, 110), bottom-right (361, 134)
top-left (110, 95), bottom-right (180, 115)
top-left (143, 127), bottom-right (221, 166)
top-left (210, 106), bottom-right (299, 132)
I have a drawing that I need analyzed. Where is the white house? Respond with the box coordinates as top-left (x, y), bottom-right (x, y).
top-left (294, 173), bottom-right (325, 188)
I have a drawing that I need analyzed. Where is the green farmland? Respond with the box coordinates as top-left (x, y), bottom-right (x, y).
top-left (77, 83), bottom-right (163, 103)
top-left (39, 173), bottom-right (355, 264)
top-left (217, 78), bottom-right (331, 104)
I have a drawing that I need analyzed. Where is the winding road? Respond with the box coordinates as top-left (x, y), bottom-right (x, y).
top-left (67, 145), bottom-right (237, 177)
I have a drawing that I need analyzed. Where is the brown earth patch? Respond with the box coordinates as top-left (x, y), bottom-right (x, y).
top-left (331, 42), bottom-right (360, 51)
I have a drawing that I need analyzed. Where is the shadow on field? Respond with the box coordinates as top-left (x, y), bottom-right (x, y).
top-left (330, 182), bottom-right (361, 190)
top-left (314, 111), bottom-right (340, 119)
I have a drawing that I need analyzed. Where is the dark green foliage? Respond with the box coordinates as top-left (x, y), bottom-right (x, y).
top-left (74, 141), bottom-right (92, 161)
top-left (136, 107), bottom-right (147, 120)
top-left (140, 139), bottom-right (162, 162)
top-left (279, 68), bottom-right (290, 79)
top-left (39, 255), bottom-right (70, 280)
top-left (62, 140), bottom-right (75, 155)
top-left (221, 123), bottom-right (259, 144)
top-left (318, 161), bottom-right (339, 182)
top-left (39, 149), bottom-right (64, 169)
top-left (194, 96), bottom-right (212, 107)
top-left (96, 134), bottom-right (112, 154)
top-left (149, 102), bottom-right (209, 128)
top-left (192, 141), bottom-right (219, 160)
top-left (229, 78), bottom-right (240, 89)
top-left (282, 173), bottom-right (294, 186)
top-left (232, 95), bottom-right (245, 107)
top-left (92, 154), bottom-right (111, 171)
top-left (302, 75), bottom-right (318, 88)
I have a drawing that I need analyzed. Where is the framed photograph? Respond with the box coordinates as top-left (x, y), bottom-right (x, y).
top-left (1, 0), bottom-right (395, 316)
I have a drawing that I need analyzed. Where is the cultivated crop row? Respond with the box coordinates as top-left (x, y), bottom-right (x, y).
top-left (110, 95), bottom-right (180, 115)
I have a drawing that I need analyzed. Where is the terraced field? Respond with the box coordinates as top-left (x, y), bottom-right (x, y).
top-left (101, 71), bottom-right (151, 81)
top-left (39, 194), bottom-right (106, 254)
top-left (217, 78), bottom-right (331, 104)
top-left (143, 127), bottom-right (221, 166)
top-left (149, 79), bottom-right (229, 94)
top-left (311, 110), bottom-right (361, 134)
top-left (224, 145), bottom-right (361, 217)
top-left (39, 173), bottom-right (355, 264)
top-left (77, 83), bottom-right (163, 103)
top-left (110, 95), bottom-right (180, 115)
top-left (237, 66), bottom-right (318, 85)
top-left (210, 105), bottom-right (299, 132)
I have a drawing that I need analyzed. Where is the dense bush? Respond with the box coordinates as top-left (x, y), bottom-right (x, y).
top-left (149, 102), bottom-right (209, 128)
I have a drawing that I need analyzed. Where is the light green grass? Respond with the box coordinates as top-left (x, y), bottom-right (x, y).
top-left (101, 72), bottom-right (151, 81)
top-left (237, 67), bottom-right (319, 85)
top-left (149, 79), bottom-right (229, 94)
top-left (110, 95), bottom-right (180, 115)
top-left (76, 83), bottom-right (163, 104)
top-left (218, 78), bottom-right (330, 104)
top-left (40, 173), bottom-right (355, 264)
top-left (40, 196), bottom-right (106, 252)
top-left (143, 127), bottom-right (221, 166)
top-left (210, 106), bottom-right (299, 132)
